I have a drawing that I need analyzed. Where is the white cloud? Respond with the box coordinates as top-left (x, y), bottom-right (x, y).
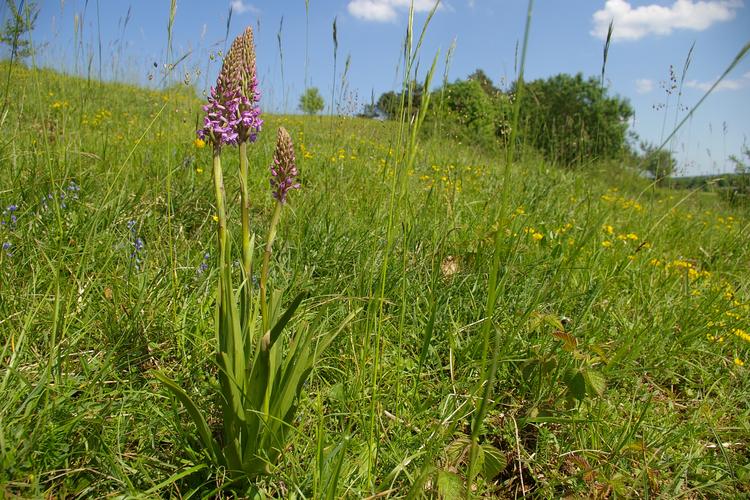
top-left (591, 0), bottom-right (743, 41)
top-left (348, 0), bottom-right (397, 21)
top-left (636, 78), bottom-right (654, 94)
top-left (347, 0), bottom-right (441, 22)
top-left (685, 74), bottom-right (750, 91)
top-left (230, 0), bottom-right (259, 15)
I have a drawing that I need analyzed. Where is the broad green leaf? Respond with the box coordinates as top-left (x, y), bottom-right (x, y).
top-left (222, 263), bottom-right (246, 388)
top-left (583, 369), bottom-right (606, 397)
top-left (445, 434), bottom-right (471, 464)
top-left (222, 436), bottom-right (244, 475)
top-left (218, 353), bottom-right (248, 432)
top-left (436, 470), bottom-right (465, 499)
top-left (246, 344), bottom-right (270, 416)
top-left (481, 443), bottom-right (507, 479)
top-left (564, 369), bottom-right (586, 401)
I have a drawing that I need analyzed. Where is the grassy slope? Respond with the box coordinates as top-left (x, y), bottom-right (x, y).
top-left (0, 63), bottom-right (748, 497)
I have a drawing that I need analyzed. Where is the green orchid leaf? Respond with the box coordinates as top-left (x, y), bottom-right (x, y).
top-left (154, 372), bottom-right (221, 465)
top-left (269, 291), bottom-right (309, 348)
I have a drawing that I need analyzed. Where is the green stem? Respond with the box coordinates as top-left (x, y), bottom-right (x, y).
top-left (260, 201), bottom-right (283, 332)
top-left (239, 141), bottom-right (252, 326)
top-left (212, 149), bottom-right (228, 272)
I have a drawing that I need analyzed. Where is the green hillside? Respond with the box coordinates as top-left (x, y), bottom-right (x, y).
top-left (0, 62), bottom-right (748, 497)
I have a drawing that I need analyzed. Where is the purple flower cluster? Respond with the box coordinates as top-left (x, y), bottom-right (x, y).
top-left (197, 86), bottom-right (241, 148)
top-left (196, 82), bottom-right (263, 149)
top-left (237, 79), bottom-right (263, 144)
top-left (270, 127), bottom-right (300, 204)
top-left (197, 26), bottom-right (262, 149)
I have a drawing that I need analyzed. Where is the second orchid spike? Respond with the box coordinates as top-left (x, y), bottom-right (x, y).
top-left (270, 127), bottom-right (300, 204)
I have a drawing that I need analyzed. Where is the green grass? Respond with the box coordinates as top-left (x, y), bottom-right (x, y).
top-left (1, 61), bottom-right (749, 498)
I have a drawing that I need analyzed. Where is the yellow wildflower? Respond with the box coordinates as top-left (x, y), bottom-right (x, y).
top-left (732, 328), bottom-right (750, 343)
top-left (194, 138), bottom-right (206, 149)
top-left (735, 358), bottom-right (745, 367)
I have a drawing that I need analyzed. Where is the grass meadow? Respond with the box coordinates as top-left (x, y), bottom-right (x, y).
top-left (1, 13), bottom-right (749, 498)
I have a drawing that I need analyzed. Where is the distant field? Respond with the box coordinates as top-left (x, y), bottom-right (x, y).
top-left (0, 62), bottom-right (748, 497)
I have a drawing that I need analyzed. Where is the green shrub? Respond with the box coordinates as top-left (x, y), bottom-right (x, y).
top-left (516, 73), bottom-right (633, 167)
top-left (425, 78), bottom-right (512, 151)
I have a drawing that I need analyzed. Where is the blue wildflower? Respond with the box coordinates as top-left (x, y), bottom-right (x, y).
top-left (197, 252), bottom-right (210, 274)
top-left (2, 204), bottom-right (18, 227)
top-left (67, 181), bottom-right (80, 200)
top-left (127, 221), bottom-right (144, 271)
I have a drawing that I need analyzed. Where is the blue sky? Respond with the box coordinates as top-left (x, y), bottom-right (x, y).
top-left (16, 0), bottom-right (750, 176)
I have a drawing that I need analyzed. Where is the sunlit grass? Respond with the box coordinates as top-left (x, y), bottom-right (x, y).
top-left (0, 54), bottom-right (748, 497)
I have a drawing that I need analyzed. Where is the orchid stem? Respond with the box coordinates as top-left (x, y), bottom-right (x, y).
top-left (212, 148), bottom-right (228, 272)
top-left (239, 141), bottom-right (253, 328)
top-left (260, 201), bottom-right (282, 332)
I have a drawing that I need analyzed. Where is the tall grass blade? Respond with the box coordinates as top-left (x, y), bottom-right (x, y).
top-left (672, 41), bottom-right (695, 137)
top-left (601, 19), bottom-right (613, 87)
top-left (331, 16), bottom-right (338, 116)
top-left (277, 16), bottom-right (286, 111)
top-left (304, 0), bottom-right (310, 89)
top-left (225, 3), bottom-right (233, 48)
top-left (654, 41), bottom-right (750, 155)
